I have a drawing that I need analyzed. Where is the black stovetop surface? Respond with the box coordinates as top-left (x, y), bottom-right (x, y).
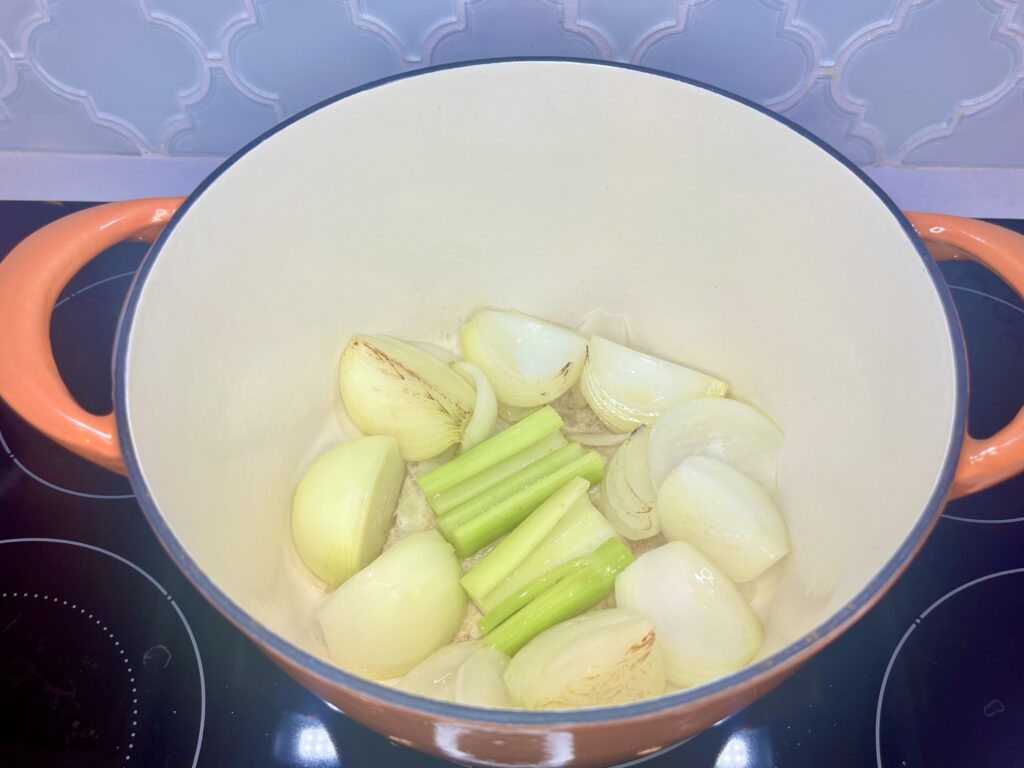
top-left (1, 202), bottom-right (1022, 768)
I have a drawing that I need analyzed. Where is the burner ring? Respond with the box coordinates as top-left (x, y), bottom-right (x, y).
top-left (1, 590), bottom-right (138, 763)
top-left (875, 567), bottom-right (1024, 768)
top-left (0, 538), bottom-right (205, 768)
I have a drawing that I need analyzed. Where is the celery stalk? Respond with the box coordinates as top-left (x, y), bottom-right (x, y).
top-left (461, 477), bottom-right (589, 606)
top-left (417, 406), bottom-right (563, 496)
top-left (482, 538), bottom-right (634, 656)
top-left (428, 432), bottom-right (568, 515)
top-left (477, 558), bottom-right (587, 634)
top-left (440, 450), bottom-right (605, 558)
top-left (480, 495), bottom-right (615, 612)
top-left (437, 443), bottom-right (584, 531)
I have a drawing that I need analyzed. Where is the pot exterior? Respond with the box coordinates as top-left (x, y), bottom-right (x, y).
top-left (268, 644), bottom-right (793, 767)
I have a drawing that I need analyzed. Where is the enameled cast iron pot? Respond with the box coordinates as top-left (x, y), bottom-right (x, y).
top-left (2, 60), bottom-right (1024, 768)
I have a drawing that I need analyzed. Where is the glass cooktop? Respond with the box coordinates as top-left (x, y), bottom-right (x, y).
top-left (1, 202), bottom-right (1022, 768)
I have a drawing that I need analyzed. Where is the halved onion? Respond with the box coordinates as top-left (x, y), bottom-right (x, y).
top-left (656, 456), bottom-right (790, 582)
top-left (580, 337), bottom-right (728, 432)
top-left (647, 398), bottom-right (783, 492)
top-left (615, 541), bottom-right (762, 687)
top-left (292, 436), bottom-right (405, 588)
top-left (503, 609), bottom-right (664, 709)
top-left (317, 530), bottom-right (466, 679)
top-left (396, 642), bottom-right (512, 708)
top-left (340, 336), bottom-right (476, 460)
top-left (597, 427), bottom-right (658, 541)
top-left (461, 310), bottom-right (587, 407)
top-left (452, 362), bottom-right (498, 451)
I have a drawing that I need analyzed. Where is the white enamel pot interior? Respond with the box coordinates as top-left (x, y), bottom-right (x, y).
top-left (115, 60), bottom-right (964, 765)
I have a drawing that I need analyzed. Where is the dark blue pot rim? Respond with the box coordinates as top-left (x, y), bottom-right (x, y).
top-left (113, 57), bottom-right (968, 727)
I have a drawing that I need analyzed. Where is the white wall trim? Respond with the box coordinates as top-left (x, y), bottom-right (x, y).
top-left (864, 167), bottom-right (1024, 218)
top-left (0, 152), bottom-right (221, 202)
top-left (0, 152), bottom-right (1021, 218)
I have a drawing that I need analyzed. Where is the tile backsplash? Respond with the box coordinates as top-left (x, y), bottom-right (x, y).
top-left (1, 0), bottom-right (1022, 211)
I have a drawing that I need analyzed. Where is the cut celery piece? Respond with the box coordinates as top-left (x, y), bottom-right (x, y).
top-left (440, 450), bottom-right (604, 558)
top-left (477, 558), bottom-right (587, 635)
top-left (461, 477), bottom-right (589, 607)
top-left (437, 443), bottom-right (583, 530)
top-left (418, 406), bottom-right (563, 496)
top-left (482, 539), bottom-right (634, 656)
top-left (428, 432), bottom-right (568, 514)
top-left (480, 494), bottom-right (616, 612)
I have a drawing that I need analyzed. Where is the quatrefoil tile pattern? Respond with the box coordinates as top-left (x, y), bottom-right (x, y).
top-left (0, 0), bottom-right (1021, 169)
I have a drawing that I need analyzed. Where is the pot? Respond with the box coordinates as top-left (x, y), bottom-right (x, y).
top-left (1, 60), bottom-right (1023, 768)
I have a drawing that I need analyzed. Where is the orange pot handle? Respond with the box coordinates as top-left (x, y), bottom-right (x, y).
top-left (0, 198), bottom-right (184, 475)
top-left (907, 212), bottom-right (1024, 498)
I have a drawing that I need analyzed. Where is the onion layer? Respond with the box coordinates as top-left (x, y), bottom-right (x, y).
top-left (597, 427), bottom-right (658, 541)
top-left (461, 310), bottom-right (587, 407)
top-left (456, 646), bottom-right (513, 708)
top-left (576, 309), bottom-right (630, 347)
top-left (647, 398), bottom-right (783, 492)
top-left (580, 336), bottom-right (728, 432)
top-left (657, 456), bottom-right (790, 582)
top-left (615, 541), bottom-right (762, 687)
top-left (452, 361), bottom-right (498, 451)
top-left (396, 642), bottom-right (512, 708)
top-left (565, 432), bottom-right (629, 448)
